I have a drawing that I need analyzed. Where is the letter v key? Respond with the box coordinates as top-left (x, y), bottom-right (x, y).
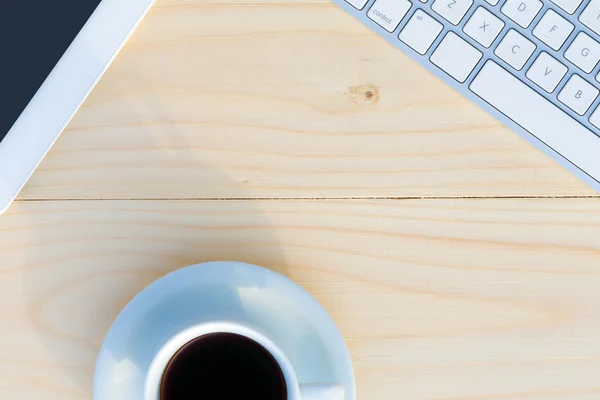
top-left (525, 52), bottom-right (568, 93)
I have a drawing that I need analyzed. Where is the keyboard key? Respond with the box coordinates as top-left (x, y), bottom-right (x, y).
top-left (580, 0), bottom-right (600, 35)
top-left (550, 0), bottom-right (583, 14)
top-left (564, 32), bottom-right (600, 73)
top-left (532, 10), bottom-right (574, 50)
top-left (590, 105), bottom-right (600, 128)
top-left (495, 29), bottom-right (536, 70)
top-left (431, 32), bottom-right (482, 82)
top-left (368, 0), bottom-right (412, 32)
top-left (558, 75), bottom-right (599, 115)
top-left (399, 10), bottom-right (443, 54)
top-left (485, 0), bottom-right (500, 5)
top-left (345, 0), bottom-right (370, 9)
top-left (470, 61), bottom-right (600, 180)
top-left (432, 0), bottom-right (473, 25)
top-left (526, 52), bottom-right (568, 92)
top-left (501, 0), bottom-right (542, 28)
top-left (463, 7), bottom-right (505, 48)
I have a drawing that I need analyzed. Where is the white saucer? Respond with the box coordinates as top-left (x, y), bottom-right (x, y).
top-left (94, 262), bottom-right (355, 399)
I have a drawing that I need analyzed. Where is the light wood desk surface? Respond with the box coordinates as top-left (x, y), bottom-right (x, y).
top-left (2, 0), bottom-right (600, 398)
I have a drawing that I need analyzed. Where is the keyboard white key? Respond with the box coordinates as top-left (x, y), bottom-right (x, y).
top-left (558, 75), bottom-right (599, 115)
top-left (526, 52), bottom-right (568, 92)
top-left (346, 0), bottom-right (369, 10)
top-left (485, 0), bottom-right (500, 5)
top-left (368, 0), bottom-right (412, 32)
top-left (431, 32), bottom-right (482, 82)
top-left (432, 0), bottom-right (473, 25)
top-left (463, 7), bottom-right (505, 48)
top-left (580, 0), bottom-right (600, 35)
top-left (550, 0), bottom-right (583, 13)
top-left (564, 32), bottom-right (600, 73)
top-left (589, 105), bottom-right (600, 128)
top-left (501, 0), bottom-right (543, 28)
top-left (495, 29), bottom-right (536, 70)
top-left (532, 10), bottom-right (574, 50)
top-left (470, 61), bottom-right (600, 180)
top-left (345, 0), bottom-right (370, 9)
top-left (399, 10), bottom-right (443, 54)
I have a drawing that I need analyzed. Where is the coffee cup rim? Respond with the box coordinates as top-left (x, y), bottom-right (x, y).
top-left (144, 321), bottom-right (301, 400)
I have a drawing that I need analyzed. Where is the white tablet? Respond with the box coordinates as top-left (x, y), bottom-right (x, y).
top-left (0, 0), bottom-right (154, 214)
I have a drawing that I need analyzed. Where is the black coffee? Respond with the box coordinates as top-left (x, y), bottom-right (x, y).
top-left (160, 333), bottom-right (287, 400)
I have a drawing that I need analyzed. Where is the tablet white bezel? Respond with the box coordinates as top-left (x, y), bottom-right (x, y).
top-left (0, 0), bottom-right (155, 214)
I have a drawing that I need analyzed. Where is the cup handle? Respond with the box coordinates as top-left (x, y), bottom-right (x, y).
top-left (299, 383), bottom-right (345, 400)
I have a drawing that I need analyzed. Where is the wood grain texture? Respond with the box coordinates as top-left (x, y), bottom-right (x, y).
top-left (5, 0), bottom-right (600, 399)
top-left (1, 199), bottom-right (600, 399)
top-left (16, 0), bottom-right (597, 200)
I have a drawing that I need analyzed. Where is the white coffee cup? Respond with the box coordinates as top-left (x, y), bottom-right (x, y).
top-left (145, 321), bottom-right (344, 400)
top-left (95, 262), bottom-right (354, 399)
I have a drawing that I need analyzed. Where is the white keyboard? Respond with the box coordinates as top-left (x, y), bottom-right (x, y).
top-left (334, 0), bottom-right (600, 191)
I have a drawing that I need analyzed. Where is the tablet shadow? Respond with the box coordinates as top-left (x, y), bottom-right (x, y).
top-left (20, 85), bottom-right (288, 395)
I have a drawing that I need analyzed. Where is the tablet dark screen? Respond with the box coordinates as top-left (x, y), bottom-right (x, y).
top-left (0, 0), bottom-right (102, 143)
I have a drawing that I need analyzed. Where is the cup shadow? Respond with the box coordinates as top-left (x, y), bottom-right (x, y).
top-left (21, 69), bottom-right (288, 395)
